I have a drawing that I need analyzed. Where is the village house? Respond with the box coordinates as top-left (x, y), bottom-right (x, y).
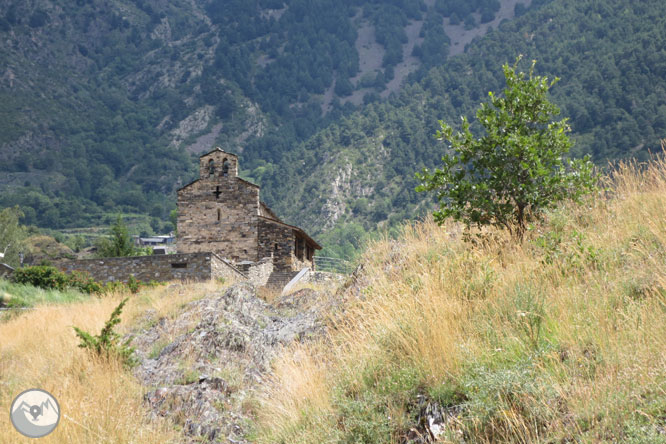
top-left (176, 148), bottom-right (321, 271)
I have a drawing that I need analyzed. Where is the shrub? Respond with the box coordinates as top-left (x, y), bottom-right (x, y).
top-left (73, 298), bottom-right (137, 368)
top-left (417, 57), bottom-right (597, 239)
top-left (127, 275), bottom-right (140, 294)
top-left (12, 266), bottom-right (70, 291)
top-left (12, 266), bottom-right (106, 294)
top-left (10, 265), bottom-right (157, 295)
top-left (68, 271), bottom-right (104, 294)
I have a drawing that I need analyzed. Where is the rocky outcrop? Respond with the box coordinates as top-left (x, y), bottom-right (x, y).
top-left (131, 282), bottom-right (336, 443)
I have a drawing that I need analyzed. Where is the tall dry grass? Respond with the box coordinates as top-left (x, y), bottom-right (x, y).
top-left (258, 158), bottom-right (666, 443)
top-left (0, 279), bottom-right (227, 443)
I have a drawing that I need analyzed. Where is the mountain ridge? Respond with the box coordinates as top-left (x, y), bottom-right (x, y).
top-left (4, 0), bottom-right (665, 259)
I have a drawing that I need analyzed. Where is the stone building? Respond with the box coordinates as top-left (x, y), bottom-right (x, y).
top-left (177, 148), bottom-right (321, 271)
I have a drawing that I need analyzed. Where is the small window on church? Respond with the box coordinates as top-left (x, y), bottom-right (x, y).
top-left (217, 209), bottom-right (221, 221)
top-left (274, 243), bottom-right (279, 251)
top-left (222, 158), bottom-right (229, 177)
top-left (208, 159), bottom-right (215, 177)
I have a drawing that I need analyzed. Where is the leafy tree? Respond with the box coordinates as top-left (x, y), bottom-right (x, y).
top-left (416, 58), bottom-right (596, 239)
top-left (0, 206), bottom-right (27, 267)
top-left (95, 216), bottom-right (140, 257)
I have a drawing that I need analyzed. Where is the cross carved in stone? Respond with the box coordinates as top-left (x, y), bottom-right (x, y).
top-left (213, 186), bottom-right (222, 199)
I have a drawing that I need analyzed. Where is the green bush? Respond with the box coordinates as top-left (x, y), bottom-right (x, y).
top-left (127, 275), bottom-right (140, 294)
top-left (12, 266), bottom-right (71, 291)
top-left (68, 271), bottom-right (104, 294)
top-left (73, 298), bottom-right (137, 368)
top-left (12, 266), bottom-right (105, 294)
top-left (9, 265), bottom-right (160, 295)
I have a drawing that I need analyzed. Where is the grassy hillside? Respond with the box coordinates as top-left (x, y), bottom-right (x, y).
top-left (0, 280), bottom-right (227, 443)
top-left (258, 158), bottom-right (666, 443)
top-left (2, 160), bottom-right (665, 443)
top-left (0, 279), bottom-right (86, 308)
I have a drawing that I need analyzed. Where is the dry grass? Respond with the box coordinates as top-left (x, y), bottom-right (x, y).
top-left (256, 285), bottom-right (282, 303)
top-left (258, 158), bottom-right (666, 443)
top-left (0, 279), bottom-right (229, 444)
top-left (282, 281), bottom-right (337, 297)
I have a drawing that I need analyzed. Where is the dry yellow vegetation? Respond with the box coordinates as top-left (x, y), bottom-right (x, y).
top-left (0, 280), bottom-right (227, 444)
top-left (2, 158), bottom-right (666, 444)
top-left (258, 159), bottom-right (666, 443)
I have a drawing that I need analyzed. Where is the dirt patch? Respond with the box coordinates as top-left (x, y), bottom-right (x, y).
top-left (324, 17), bottom-right (387, 111)
top-left (446, 0), bottom-right (532, 56)
top-left (256, 54), bottom-right (274, 68)
top-left (185, 123), bottom-right (223, 155)
top-left (321, 77), bottom-right (337, 114)
top-left (323, 0), bottom-right (530, 112)
top-left (382, 18), bottom-right (424, 98)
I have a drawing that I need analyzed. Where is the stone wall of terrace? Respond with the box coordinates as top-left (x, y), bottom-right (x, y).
top-left (56, 253), bottom-right (244, 284)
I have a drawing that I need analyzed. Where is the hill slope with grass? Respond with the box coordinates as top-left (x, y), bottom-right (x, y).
top-left (1, 159), bottom-right (665, 443)
top-left (259, 158), bottom-right (666, 443)
top-left (0, 273), bottom-right (338, 443)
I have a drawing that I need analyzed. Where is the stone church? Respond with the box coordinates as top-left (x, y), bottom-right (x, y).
top-left (177, 148), bottom-right (321, 271)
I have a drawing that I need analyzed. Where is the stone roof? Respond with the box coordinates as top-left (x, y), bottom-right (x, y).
top-left (199, 147), bottom-right (237, 158)
top-left (260, 201), bottom-right (282, 222)
top-left (0, 263), bottom-right (15, 278)
top-left (258, 216), bottom-right (322, 250)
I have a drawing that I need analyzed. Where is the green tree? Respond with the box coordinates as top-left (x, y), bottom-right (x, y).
top-left (95, 216), bottom-right (139, 257)
top-left (0, 206), bottom-right (27, 267)
top-left (417, 57), bottom-right (596, 239)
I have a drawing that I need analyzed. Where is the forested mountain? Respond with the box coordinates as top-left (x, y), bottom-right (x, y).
top-left (1, 0), bottom-right (665, 257)
top-left (262, 0), bottom-right (666, 256)
top-left (0, 0), bottom-right (523, 234)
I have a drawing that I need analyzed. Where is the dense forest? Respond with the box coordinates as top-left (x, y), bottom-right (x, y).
top-left (258, 0), bottom-right (666, 256)
top-left (0, 0), bottom-right (466, 233)
top-left (1, 0), bottom-right (665, 257)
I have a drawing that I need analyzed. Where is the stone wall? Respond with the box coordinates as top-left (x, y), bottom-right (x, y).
top-left (236, 257), bottom-right (274, 286)
top-left (257, 218), bottom-right (317, 272)
top-left (56, 253), bottom-right (244, 284)
top-left (210, 255), bottom-right (248, 282)
top-left (178, 153), bottom-right (260, 262)
top-left (258, 218), bottom-right (296, 271)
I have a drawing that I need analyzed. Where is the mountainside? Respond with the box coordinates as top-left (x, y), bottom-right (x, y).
top-left (0, 0), bottom-right (532, 234)
top-left (264, 0), bottom-right (666, 255)
top-left (260, 159), bottom-right (666, 444)
top-left (2, 0), bottom-right (666, 257)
